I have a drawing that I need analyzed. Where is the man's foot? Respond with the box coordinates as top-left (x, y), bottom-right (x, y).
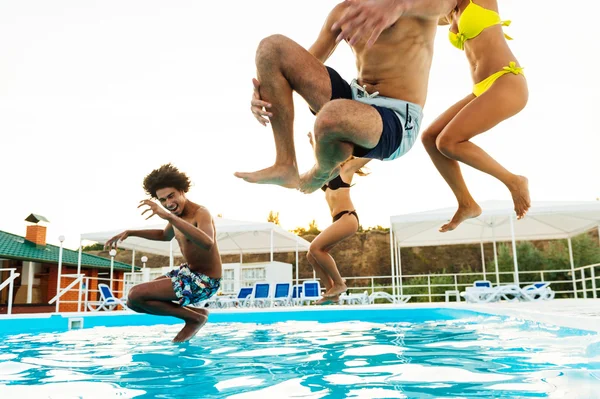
top-left (173, 309), bottom-right (208, 343)
top-left (298, 165), bottom-right (331, 194)
top-left (440, 202), bottom-right (482, 232)
top-left (316, 295), bottom-right (340, 305)
top-left (234, 164), bottom-right (299, 188)
top-left (508, 175), bottom-right (530, 219)
top-left (323, 282), bottom-right (347, 298)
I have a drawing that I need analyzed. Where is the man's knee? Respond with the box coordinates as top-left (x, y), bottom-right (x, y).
top-left (256, 34), bottom-right (291, 64)
top-left (314, 103), bottom-right (343, 141)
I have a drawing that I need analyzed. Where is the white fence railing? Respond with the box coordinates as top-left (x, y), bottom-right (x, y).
top-left (0, 268), bottom-right (20, 315)
top-left (11, 262), bottom-right (597, 314)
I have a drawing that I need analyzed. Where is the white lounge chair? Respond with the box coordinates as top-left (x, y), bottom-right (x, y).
top-left (461, 283), bottom-right (521, 303)
top-left (270, 282), bottom-right (293, 307)
top-left (217, 287), bottom-right (254, 308)
top-left (299, 281), bottom-right (321, 306)
top-left (249, 282), bottom-right (272, 307)
top-left (368, 291), bottom-right (411, 304)
top-left (519, 282), bottom-right (555, 301)
top-left (340, 290), bottom-right (370, 305)
top-left (87, 283), bottom-right (127, 311)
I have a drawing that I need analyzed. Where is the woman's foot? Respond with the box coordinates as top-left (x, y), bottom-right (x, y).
top-left (507, 175), bottom-right (530, 219)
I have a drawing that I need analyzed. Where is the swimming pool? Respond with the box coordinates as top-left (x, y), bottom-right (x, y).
top-left (1, 307), bottom-right (598, 398)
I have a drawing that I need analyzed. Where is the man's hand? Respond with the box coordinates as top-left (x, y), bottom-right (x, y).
top-left (105, 230), bottom-right (129, 250)
top-left (332, 0), bottom-right (405, 48)
top-left (250, 78), bottom-right (273, 126)
top-left (138, 199), bottom-right (171, 221)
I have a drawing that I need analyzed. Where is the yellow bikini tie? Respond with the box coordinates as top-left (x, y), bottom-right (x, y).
top-left (503, 61), bottom-right (523, 75)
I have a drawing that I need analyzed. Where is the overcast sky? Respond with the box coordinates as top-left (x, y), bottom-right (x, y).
top-left (1, 0), bottom-right (598, 250)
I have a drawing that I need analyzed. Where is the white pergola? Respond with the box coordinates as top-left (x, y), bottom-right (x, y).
top-left (80, 217), bottom-right (311, 286)
top-left (389, 200), bottom-right (600, 297)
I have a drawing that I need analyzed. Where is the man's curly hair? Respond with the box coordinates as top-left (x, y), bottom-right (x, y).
top-left (143, 163), bottom-right (191, 198)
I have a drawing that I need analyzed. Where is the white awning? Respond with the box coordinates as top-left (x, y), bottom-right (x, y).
top-left (390, 200), bottom-right (600, 247)
top-left (81, 217), bottom-right (311, 256)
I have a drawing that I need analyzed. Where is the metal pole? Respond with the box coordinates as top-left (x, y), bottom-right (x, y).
top-left (295, 237), bottom-right (299, 288)
top-left (591, 266), bottom-right (597, 299)
top-left (492, 225), bottom-right (500, 286)
top-left (397, 244), bottom-right (403, 297)
top-left (427, 275), bottom-right (432, 302)
top-left (581, 269), bottom-right (587, 299)
top-left (77, 241), bottom-right (83, 312)
top-left (56, 239), bottom-right (64, 313)
top-left (131, 248), bottom-right (136, 273)
top-left (8, 269), bottom-right (15, 315)
top-left (509, 215), bottom-right (519, 285)
top-left (480, 241), bottom-right (486, 280)
top-left (389, 229), bottom-right (396, 299)
top-left (110, 254), bottom-right (115, 289)
top-left (568, 237), bottom-right (577, 298)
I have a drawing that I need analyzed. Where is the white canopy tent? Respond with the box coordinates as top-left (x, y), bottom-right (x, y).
top-left (389, 200), bottom-right (600, 298)
top-left (80, 217), bottom-right (311, 285)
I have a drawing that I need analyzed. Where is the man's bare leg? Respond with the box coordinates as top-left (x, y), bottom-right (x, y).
top-left (234, 34), bottom-right (333, 188)
top-left (299, 100), bottom-right (383, 193)
top-left (127, 279), bottom-right (207, 342)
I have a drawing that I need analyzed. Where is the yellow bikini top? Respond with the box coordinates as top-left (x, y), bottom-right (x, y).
top-left (448, 0), bottom-right (512, 50)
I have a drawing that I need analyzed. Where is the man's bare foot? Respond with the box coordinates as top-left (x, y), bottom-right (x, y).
top-left (234, 164), bottom-right (299, 189)
top-left (323, 282), bottom-right (347, 298)
top-left (508, 175), bottom-right (530, 219)
top-left (440, 202), bottom-right (482, 232)
top-left (173, 310), bottom-right (208, 343)
top-left (298, 165), bottom-right (331, 194)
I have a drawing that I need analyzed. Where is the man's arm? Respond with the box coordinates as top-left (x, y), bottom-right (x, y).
top-left (308, 3), bottom-right (348, 62)
top-left (165, 207), bottom-right (215, 251)
top-left (333, 0), bottom-right (457, 46)
top-left (104, 226), bottom-right (173, 249)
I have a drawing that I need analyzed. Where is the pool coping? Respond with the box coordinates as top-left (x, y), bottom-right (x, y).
top-left (1, 299), bottom-right (598, 335)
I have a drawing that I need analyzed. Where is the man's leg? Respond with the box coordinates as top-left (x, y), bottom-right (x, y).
top-left (234, 34), bottom-right (333, 188)
top-left (299, 100), bottom-right (383, 193)
top-left (127, 278), bottom-right (207, 342)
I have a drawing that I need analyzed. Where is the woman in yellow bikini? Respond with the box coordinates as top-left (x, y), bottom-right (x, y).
top-left (306, 132), bottom-right (370, 305)
top-left (421, 0), bottom-right (530, 232)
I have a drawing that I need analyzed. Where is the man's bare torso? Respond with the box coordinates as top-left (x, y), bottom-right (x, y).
top-left (341, 6), bottom-right (438, 107)
top-left (173, 203), bottom-right (222, 279)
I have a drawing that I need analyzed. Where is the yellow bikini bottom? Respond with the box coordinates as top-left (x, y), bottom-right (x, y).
top-left (473, 61), bottom-right (524, 97)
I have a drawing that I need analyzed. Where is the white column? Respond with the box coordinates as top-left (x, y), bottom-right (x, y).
top-left (26, 261), bottom-right (34, 303)
top-left (568, 237), bottom-right (577, 298)
top-left (509, 215), bottom-right (519, 285)
top-left (480, 241), bottom-right (486, 280)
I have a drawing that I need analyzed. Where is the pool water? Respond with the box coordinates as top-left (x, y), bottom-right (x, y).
top-left (0, 315), bottom-right (598, 398)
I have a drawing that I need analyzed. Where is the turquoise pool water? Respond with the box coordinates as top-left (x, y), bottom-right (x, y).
top-left (0, 309), bottom-right (598, 398)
